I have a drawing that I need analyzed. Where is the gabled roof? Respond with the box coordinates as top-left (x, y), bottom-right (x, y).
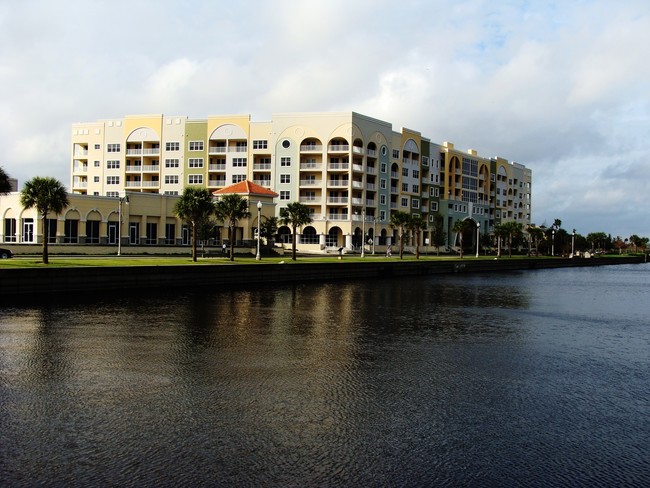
top-left (212, 180), bottom-right (278, 198)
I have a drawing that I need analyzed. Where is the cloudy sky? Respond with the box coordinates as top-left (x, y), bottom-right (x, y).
top-left (1, 0), bottom-right (649, 238)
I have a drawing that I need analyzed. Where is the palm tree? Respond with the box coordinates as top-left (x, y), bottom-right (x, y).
top-left (502, 221), bottom-right (524, 257)
top-left (493, 223), bottom-right (507, 258)
top-left (20, 177), bottom-right (69, 264)
top-left (173, 187), bottom-right (216, 262)
top-left (279, 202), bottom-right (313, 261)
top-left (0, 166), bottom-right (12, 194)
top-left (406, 214), bottom-right (427, 259)
top-left (526, 224), bottom-right (545, 256)
top-left (389, 210), bottom-right (410, 259)
top-left (452, 219), bottom-right (469, 258)
top-left (215, 193), bottom-right (251, 261)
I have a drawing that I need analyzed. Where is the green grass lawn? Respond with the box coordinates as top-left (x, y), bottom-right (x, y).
top-left (0, 252), bottom-right (637, 269)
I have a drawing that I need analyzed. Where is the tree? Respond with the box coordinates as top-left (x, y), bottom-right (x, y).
top-left (406, 214), bottom-right (427, 259)
top-left (389, 211), bottom-right (410, 259)
top-left (20, 177), bottom-right (69, 264)
top-left (215, 193), bottom-right (251, 261)
top-left (0, 166), bottom-right (12, 194)
top-left (174, 187), bottom-right (216, 262)
top-left (452, 219), bottom-right (471, 259)
top-left (260, 215), bottom-right (279, 253)
top-left (502, 221), bottom-right (524, 257)
top-left (526, 224), bottom-right (545, 256)
top-left (429, 213), bottom-right (446, 256)
top-left (279, 202), bottom-right (313, 261)
top-left (492, 223), bottom-right (508, 258)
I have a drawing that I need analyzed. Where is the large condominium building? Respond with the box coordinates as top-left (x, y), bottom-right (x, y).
top-left (71, 112), bottom-right (531, 250)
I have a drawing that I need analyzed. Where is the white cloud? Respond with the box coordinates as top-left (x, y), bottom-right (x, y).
top-left (1, 0), bottom-right (649, 238)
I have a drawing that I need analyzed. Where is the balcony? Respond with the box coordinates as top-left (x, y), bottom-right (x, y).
top-left (328, 162), bottom-right (349, 171)
top-left (352, 146), bottom-right (364, 155)
top-left (328, 213), bottom-right (349, 221)
top-left (209, 179), bottom-right (227, 187)
top-left (367, 148), bottom-right (377, 157)
top-left (327, 180), bottom-right (349, 188)
top-left (208, 146), bottom-right (227, 155)
top-left (327, 197), bottom-right (349, 204)
top-left (300, 144), bottom-right (323, 152)
top-left (142, 165), bottom-right (160, 172)
top-left (209, 163), bottom-right (227, 171)
top-left (126, 165), bottom-right (142, 172)
top-left (300, 179), bottom-right (320, 186)
top-left (253, 163), bottom-right (271, 171)
top-left (328, 144), bottom-right (349, 153)
top-left (300, 162), bottom-right (322, 170)
top-left (299, 197), bottom-right (322, 204)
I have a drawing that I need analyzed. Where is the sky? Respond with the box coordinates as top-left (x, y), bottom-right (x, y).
top-left (1, 0), bottom-right (649, 238)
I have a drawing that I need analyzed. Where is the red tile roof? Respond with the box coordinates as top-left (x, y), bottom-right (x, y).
top-left (213, 180), bottom-right (278, 197)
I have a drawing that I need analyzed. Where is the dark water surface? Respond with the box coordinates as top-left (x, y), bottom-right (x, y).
top-left (1, 264), bottom-right (649, 487)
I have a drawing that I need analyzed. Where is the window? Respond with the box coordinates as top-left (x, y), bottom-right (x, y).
top-left (232, 174), bottom-right (246, 183)
top-left (412, 185), bottom-right (419, 194)
top-left (106, 176), bottom-right (120, 185)
top-left (380, 195), bottom-right (386, 205)
top-left (94, 144), bottom-right (100, 150)
top-left (189, 141), bottom-right (204, 151)
top-left (94, 176), bottom-right (100, 183)
top-left (253, 140), bottom-right (268, 150)
top-left (413, 170), bottom-right (420, 179)
top-left (401, 197), bottom-right (408, 207)
top-left (412, 199), bottom-right (420, 209)
top-left (165, 159), bottom-right (179, 168)
top-left (232, 158), bottom-right (247, 167)
top-left (4, 218), bottom-right (16, 242)
top-left (163, 191), bottom-right (179, 195)
top-left (380, 163), bottom-right (387, 173)
top-left (63, 219), bottom-right (79, 244)
top-left (402, 183), bottom-right (408, 192)
top-left (402, 167), bottom-right (409, 177)
top-left (106, 191), bottom-right (119, 198)
top-left (380, 179), bottom-right (387, 189)
top-left (282, 140), bottom-right (291, 149)
top-left (392, 149), bottom-right (400, 159)
top-left (165, 175), bottom-right (179, 185)
top-left (145, 223), bottom-right (157, 245)
top-left (165, 223), bottom-right (176, 244)
top-left (166, 142), bottom-right (180, 151)
top-left (188, 158), bottom-right (204, 168)
top-left (86, 221), bottom-right (100, 244)
top-left (107, 143), bottom-right (120, 152)
top-left (107, 160), bottom-right (120, 169)
top-left (281, 157), bottom-right (291, 167)
top-left (280, 174), bottom-right (291, 184)
top-left (188, 174), bottom-right (203, 185)
top-left (430, 202), bottom-right (439, 211)
top-left (280, 190), bottom-right (291, 200)
top-left (94, 161), bottom-right (100, 167)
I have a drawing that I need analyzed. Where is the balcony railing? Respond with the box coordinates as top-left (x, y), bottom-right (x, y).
top-left (300, 179), bottom-right (320, 186)
top-left (126, 165), bottom-right (142, 172)
top-left (328, 162), bottom-right (349, 171)
top-left (253, 163), bottom-right (271, 170)
top-left (299, 197), bottom-right (322, 203)
top-left (327, 197), bottom-right (349, 204)
top-left (209, 180), bottom-right (227, 187)
top-left (327, 180), bottom-right (349, 187)
top-left (300, 144), bottom-right (323, 152)
top-left (328, 144), bottom-right (349, 152)
top-left (253, 180), bottom-right (271, 187)
top-left (300, 162), bottom-right (322, 170)
top-left (209, 164), bottom-right (227, 171)
top-left (142, 165), bottom-right (160, 172)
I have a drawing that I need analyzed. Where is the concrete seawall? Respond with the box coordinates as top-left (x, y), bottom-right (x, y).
top-left (1, 256), bottom-right (644, 298)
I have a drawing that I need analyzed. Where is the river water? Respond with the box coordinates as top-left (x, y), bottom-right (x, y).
top-left (1, 264), bottom-right (649, 487)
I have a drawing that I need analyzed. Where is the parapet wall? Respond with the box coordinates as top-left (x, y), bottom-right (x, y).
top-left (1, 257), bottom-right (644, 298)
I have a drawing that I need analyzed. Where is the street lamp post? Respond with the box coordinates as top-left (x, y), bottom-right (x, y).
top-left (372, 217), bottom-right (376, 255)
top-left (572, 229), bottom-right (576, 258)
top-left (117, 195), bottom-right (129, 256)
top-left (361, 207), bottom-right (365, 258)
top-left (552, 229), bottom-right (555, 257)
top-left (476, 222), bottom-right (480, 258)
top-left (256, 200), bottom-right (262, 261)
